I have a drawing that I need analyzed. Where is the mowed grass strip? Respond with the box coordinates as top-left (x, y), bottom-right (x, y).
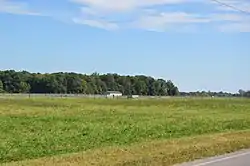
top-left (5, 130), bottom-right (250, 166)
top-left (0, 97), bottom-right (250, 163)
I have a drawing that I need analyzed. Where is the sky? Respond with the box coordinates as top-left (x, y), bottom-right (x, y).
top-left (0, 0), bottom-right (250, 93)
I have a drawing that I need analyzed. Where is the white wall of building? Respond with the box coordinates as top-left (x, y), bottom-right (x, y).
top-left (105, 91), bottom-right (123, 98)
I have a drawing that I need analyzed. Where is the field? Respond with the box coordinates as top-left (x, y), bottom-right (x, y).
top-left (1, 97), bottom-right (250, 166)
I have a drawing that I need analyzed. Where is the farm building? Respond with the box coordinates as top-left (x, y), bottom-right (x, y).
top-left (104, 91), bottom-right (123, 98)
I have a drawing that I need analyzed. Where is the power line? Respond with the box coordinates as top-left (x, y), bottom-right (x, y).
top-left (210, 0), bottom-right (250, 15)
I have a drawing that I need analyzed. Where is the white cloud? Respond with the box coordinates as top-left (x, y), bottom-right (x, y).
top-left (70, 0), bottom-right (250, 32)
top-left (80, 7), bottom-right (99, 16)
top-left (133, 12), bottom-right (210, 32)
top-left (211, 13), bottom-right (250, 22)
top-left (73, 18), bottom-right (119, 30)
top-left (0, 0), bottom-right (41, 16)
top-left (219, 23), bottom-right (250, 32)
top-left (1, 0), bottom-right (250, 33)
top-left (210, 12), bottom-right (250, 33)
top-left (71, 0), bottom-right (207, 31)
top-left (71, 0), bottom-right (191, 12)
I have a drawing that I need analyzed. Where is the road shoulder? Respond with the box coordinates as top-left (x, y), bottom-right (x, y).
top-left (176, 149), bottom-right (250, 166)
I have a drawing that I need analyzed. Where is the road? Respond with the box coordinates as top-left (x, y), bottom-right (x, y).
top-left (176, 149), bottom-right (250, 166)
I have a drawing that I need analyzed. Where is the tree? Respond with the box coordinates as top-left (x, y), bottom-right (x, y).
top-left (81, 80), bottom-right (88, 94)
top-left (170, 86), bottom-right (179, 96)
top-left (239, 89), bottom-right (245, 97)
top-left (244, 91), bottom-right (250, 98)
top-left (0, 80), bottom-right (4, 93)
top-left (19, 82), bottom-right (30, 93)
top-left (99, 81), bottom-right (107, 94)
top-left (152, 81), bottom-right (161, 96)
top-left (134, 80), bottom-right (147, 95)
top-left (124, 80), bottom-right (132, 95)
top-left (54, 73), bottom-right (67, 93)
top-left (66, 74), bottom-right (83, 93)
top-left (105, 74), bottom-right (117, 91)
top-left (164, 80), bottom-right (179, 96)
top-left (147, 77), bottom-right (155, 96)
top-left (0, 70), bottom-right (180, 96)
top-left (157, 79), bottom-right (168, 96)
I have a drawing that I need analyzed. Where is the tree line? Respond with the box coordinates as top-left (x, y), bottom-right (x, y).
top-left (0, 70), bottom-right (249, 97)
top-left (0, 70), bottom-right (179, 96)
top-left (180, 90), bottom-right (250, 98)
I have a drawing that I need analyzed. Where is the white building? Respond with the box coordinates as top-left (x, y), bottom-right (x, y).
top-left (127, 95), bottom-right (139, 99)
top-left (104, 91), bottom-right (123, 98)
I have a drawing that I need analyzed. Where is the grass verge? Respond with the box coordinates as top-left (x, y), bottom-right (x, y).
top-left (4, 130), bottom-right (250, 166)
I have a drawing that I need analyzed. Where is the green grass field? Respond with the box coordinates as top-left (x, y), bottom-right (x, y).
top-left (1, 97), bottom-right (250, 165)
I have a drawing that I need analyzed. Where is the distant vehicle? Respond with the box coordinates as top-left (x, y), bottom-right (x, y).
top-left (127, 95), bottom-right (139, 99)
top-left (104, 91), bottom-right (122, 98)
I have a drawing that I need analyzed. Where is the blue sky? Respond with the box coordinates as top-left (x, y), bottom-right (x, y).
top-left (0, 0), bottom-right (250, 92)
